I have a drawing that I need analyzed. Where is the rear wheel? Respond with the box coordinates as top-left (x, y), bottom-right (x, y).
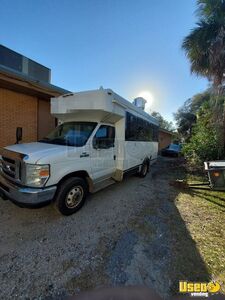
top-left (138, 160), bottom-right (149, 178)
top-left (54, 177), bottom-right (88, 216)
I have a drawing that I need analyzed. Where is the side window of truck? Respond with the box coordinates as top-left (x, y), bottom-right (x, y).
top-left (125, 111), bottom-right (158, 142)
top-left (93, 125), bottom-right (115, 149)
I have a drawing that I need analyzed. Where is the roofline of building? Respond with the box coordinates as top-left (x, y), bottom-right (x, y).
top-left (0, 44), bottom-right (51, 71)
top-left (159, 127), bottom-right (174, 135)
top-left (0, 64), bottom-right (70, 97)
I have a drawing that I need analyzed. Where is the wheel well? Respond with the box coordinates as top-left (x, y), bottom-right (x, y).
top-left (58, 171), bottom-right (93, 192)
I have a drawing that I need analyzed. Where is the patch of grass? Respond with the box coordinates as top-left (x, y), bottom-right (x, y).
top-left (160, 159), bottom-right (225, 294)
top-left (192, 189), bottom-right (225, 211)
top-left (176, 187), bottom-right (225, 294)
top-left (186, 173), bottom-right (207, 183)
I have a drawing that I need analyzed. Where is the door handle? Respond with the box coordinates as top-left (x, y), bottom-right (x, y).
top-left (80, 152), bottom-right (89, 158)
top-left (114, 155), bottom-right (116, 160)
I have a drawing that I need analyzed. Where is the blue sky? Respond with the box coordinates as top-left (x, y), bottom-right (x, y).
top-left (0, 0), bottom-right (209, 122)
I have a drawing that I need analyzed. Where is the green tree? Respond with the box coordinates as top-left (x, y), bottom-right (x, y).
top-left (174, 92), bottom-right (210, 140)
top-left (151, 111), bottom-right (174, 131)
top-left (183, 98), bottom-right (224, 164)
top-left (182, 0), bottom-right (225, 90)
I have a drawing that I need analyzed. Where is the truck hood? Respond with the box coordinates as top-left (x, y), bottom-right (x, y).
top-left (5, 142), bottom-right (67, 164)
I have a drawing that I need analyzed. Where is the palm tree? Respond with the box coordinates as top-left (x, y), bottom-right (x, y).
top-left (182, 0), bottom-right (225, 92)
top-left (182, 1), bottom-right (225, 157)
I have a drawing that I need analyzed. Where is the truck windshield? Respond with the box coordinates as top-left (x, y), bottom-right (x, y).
top-left (39, 122), bottom-right (97, 147)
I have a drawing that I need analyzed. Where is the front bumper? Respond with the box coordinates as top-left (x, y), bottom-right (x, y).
top-left (0, 174), bottom-right (57, 206)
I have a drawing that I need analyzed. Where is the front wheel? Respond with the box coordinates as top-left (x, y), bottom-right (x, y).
top-left (54, 177), bottom-right (88, 216)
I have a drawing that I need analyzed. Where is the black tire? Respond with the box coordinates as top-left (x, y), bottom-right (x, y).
top-left (138, 160), bottom-right (149, 178)
top-left (54, 177), bottom-right (88, 216)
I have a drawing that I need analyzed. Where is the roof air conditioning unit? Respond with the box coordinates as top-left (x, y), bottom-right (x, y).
top-left (133, 97), bottom-right (147, 110)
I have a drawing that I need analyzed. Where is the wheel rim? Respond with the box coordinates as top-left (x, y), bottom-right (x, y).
top-left (143, 164), bottom-right (148, 175)
top-left (65, 185), bottom-right (84, 209)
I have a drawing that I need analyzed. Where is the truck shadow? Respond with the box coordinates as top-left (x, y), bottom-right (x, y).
top-left (166, 192), bottom-right (211, 295)
top-left (111, 157), bottom-right (212, 297)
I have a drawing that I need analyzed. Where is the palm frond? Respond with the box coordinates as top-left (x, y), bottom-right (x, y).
top-left (182, 20), bottom-right (224, 83)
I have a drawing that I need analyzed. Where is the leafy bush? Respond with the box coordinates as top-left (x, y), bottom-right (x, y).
top-left (182, 100), bottom-right (224, 165)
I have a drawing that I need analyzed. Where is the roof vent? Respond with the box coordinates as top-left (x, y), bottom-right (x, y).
top-left (133, 97), bottom-right (147, 110)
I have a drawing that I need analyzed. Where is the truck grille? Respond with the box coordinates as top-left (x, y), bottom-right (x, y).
top-left (0, 148), bottom-right (26, 183)
top-left (1, 155), bottom-right (21, 183)
top-left (2, 156), bottom-right (16, 178)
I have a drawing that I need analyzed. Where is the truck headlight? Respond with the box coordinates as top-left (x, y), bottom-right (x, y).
top-left (25, 164), bottom-right (50, 187)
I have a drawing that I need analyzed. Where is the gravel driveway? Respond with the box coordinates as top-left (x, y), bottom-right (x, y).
top-left (0, 158), bottom-right (205, 299)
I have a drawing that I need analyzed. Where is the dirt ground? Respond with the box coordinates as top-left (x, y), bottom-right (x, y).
top-left (0, 157), bottom-right (224, 299)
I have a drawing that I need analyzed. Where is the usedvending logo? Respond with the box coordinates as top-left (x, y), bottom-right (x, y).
top-left (179, 281), bottom-right (221, 297)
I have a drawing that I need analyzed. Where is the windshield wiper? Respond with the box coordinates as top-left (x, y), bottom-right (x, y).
top-left (50, 138), bottom-right (67, 145)
top-left (38, 137), bottom-right (51, 143)
top-left (39, 138), bottom-right (82, 147)
top-left (38, 137), bottom-right (66, 145)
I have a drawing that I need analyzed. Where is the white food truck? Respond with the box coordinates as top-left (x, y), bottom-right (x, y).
top-left (0, 88), bottom-right (159, 215)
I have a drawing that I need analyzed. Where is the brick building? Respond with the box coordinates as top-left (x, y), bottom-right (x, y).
top-left (158, 128), bottom-right (173, 151)
top-left (0, 45), bottom-right (69, 147)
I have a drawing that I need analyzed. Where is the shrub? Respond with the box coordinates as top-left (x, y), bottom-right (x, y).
top-left (182, 101), bottom-right (224, 166)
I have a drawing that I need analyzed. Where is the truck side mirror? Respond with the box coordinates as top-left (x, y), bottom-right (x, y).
top-left (16, 127), bottom-right (23, 144)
